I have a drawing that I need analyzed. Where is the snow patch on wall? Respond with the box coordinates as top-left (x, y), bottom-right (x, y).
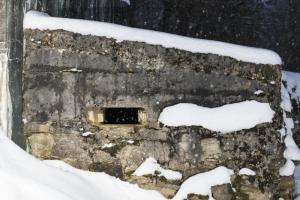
top-left (24, 11), bottom-right (282, 65)
top-left (172, 166), bottom-right (233, 200)
top-left (158, 100), bottom-right (274, 133)
top-left (133, 157), bottom-right (182, 180)
top-left (282, 71), bottom-right (300, 102)
top-left (239, 168), bottom-right (256, 176)
top-left (280, 159), bottom-right (295, 176)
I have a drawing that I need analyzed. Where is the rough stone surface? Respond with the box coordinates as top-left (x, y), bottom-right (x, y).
top-left (128, 176), bottom-right (179, 198)
top-left (200, 138), bottom-right (221, 167)
top-left (240, 186), bottom-right (271, 200)
top-left (211, 184), bottom-right (233, 200)
top-left (186, 194), bottom-right (209, 200)
top-left (27, 133), bottom-right (54, 158)
top-left (277, 176), bottom-right (294, 200)
top-left (22, 28), bottom-right (285, 198)
top-left (24, 122), bottom-right (50, 134)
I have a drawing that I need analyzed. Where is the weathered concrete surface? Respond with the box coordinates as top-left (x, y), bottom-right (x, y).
top-left (23, 29), bottom-right (286, 199)
top-left (0, 0), bottom-right (6, 46)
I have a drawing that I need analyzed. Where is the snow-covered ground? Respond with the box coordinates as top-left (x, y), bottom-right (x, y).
top-left (23, 11), bottom-right (282, 65)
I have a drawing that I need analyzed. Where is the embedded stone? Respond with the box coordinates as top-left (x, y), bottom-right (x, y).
top-left (24, 122), bottom-right (50, 134)
top-left (200, 138), bottom-right (222, 163)
top-left (239, 185), bottom-right (271, 200)
top-left (277, 176), bottom-right (294, 199)
top-left (86, 107), bottom-right (104, 126)
top-left (97, 126), bottom-right (135, 140)
top-left (211, 183), bottom-right (233, 200)
top-left (116, 145), bottom-right (145, 174)
top-left (186, 194), bottom-right (209, 200)
top-left (127, 176), bottom-right (179, 198)
top-left (27, 133), bottom-right (54, 158)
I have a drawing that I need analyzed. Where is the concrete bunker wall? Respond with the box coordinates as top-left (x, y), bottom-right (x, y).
top-left (23, 29), bottom-right (287, 199)
top-left (23, 29), bottom-right (282, 126)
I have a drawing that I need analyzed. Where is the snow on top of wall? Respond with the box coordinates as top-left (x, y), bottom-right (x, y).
top-left (158, 100), bottom-right (274, 133)
top-left (23, 11), bottom-right (282, 65)
top-left (172, 166), bottom-right (234, 200)
top-left (239, 168), bottom-right (256, 176)
top-left (133, 157), bottom-right (182, 180)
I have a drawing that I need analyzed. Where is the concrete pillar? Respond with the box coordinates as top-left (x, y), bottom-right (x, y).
top-left (0, 0), bottom-right (6, 52)
top-left (0, 0), bottom-right (25, 147)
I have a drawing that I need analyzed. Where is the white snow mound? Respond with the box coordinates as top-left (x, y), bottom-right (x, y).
top-left (24, 11), bottom-right (282, 65)
top-left (158, 100), bottom-right (274, 133)
top-left (172, 166), bottom-right (234, 200)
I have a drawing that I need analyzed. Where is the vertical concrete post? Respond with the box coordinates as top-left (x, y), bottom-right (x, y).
top-left (6, 0), bottom-right (25, 148)
top-left (0, 0), bottom-right (6, 51)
